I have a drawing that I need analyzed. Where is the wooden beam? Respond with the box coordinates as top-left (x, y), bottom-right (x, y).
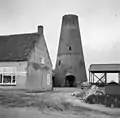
top-left (90, 72), bottom-right (92, 83)
top-left (89, 71), bottom-right (90, 83)
top-left (93, 73), bottom-right (105, 83)
top-left (105, 73), bottom-right (107, 83)
top-left (92, 73), bottom-right (94, 84)
top-left (118, 73), bottom-right (120, 84)
top-left (90, 72), bottom-right (92, 84)
top-left (93, 73), bottom-right (94, 83)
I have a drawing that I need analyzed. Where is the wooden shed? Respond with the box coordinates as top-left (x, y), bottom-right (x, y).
top-left (0, 26), bottom-right (53, 91)
top-left (89, 64), bottom-right (120, 85)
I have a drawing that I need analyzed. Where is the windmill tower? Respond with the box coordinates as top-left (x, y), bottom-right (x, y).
top-left (54, 14), bottom-right (87, 87)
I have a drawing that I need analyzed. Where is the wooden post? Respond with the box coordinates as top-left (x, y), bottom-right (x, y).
top-left (91, 73), bottom-right (93, 84)
top-left (118, 73), bottom-right (120, 84)
top-left (105, 73), bottom-right (107, 84)
top-left (89, 71), bottom-right (90, 83)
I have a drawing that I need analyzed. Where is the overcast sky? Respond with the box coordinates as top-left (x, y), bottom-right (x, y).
top-left (0, 0), bottom-right (120, 82)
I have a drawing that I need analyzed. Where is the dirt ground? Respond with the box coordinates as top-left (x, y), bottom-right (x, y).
top-left (0, 87), bottom-right (119, 118)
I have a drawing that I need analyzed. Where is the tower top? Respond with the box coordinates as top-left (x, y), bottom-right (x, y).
top-left (62, 14), bottom-right (78, 26)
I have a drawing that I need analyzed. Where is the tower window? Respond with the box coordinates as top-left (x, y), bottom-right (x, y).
top-left (58, 60), bottom-right (61, 65)
top-left (68, 46), bottom-right (72, 51)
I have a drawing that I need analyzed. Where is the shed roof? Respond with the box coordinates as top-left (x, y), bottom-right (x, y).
top-left (0, 32), bottom-right (39, 61)
top-left (89, 64), bottom-right (120, 73)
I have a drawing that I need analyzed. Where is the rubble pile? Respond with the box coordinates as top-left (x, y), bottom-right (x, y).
top-left (70, 91), bottom-right (86, 101)
top-left (84, 85), bottom-right (105, 98)
top-left (70, 83), bottom-right (120, 108)
top-left (81, 81), bottom-right (91, 89)
top-left (70, 85), bottom-right (105, 102)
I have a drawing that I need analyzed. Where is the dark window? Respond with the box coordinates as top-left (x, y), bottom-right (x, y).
top-left (0, 74), bottom-right (2, 83)
top-left (12, 76), bottom-right (16, 83)
top-left (3, 75), bottom-right (11, 83)
top-left (58, 60), bottom-right (61, 65)
top-left (68, 46), bottom-right (72, 51)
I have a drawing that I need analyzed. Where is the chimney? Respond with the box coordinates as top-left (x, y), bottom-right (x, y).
top-left (38, 25), bottom-right (43, 34)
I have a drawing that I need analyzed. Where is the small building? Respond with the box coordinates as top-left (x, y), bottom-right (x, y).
top-left (0, 26), bottom-right (52, 91)
top-left (89, 64), bottom-right (120, 84)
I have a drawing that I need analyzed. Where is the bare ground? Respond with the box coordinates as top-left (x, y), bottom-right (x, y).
top-left (0, 88), bottom-right (119, 118)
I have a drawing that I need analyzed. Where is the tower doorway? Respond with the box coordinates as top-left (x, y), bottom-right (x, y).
top-left (65, 75), bottom-right (76, 87)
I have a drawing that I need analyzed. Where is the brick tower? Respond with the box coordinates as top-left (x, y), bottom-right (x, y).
top-left (54, 14), bottom-right (87, 87)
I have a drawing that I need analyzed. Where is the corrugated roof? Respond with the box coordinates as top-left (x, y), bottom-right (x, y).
top-left (0, 33), bottom-right (39, 61)
top-left (89, 64), bottom-right (120, 73)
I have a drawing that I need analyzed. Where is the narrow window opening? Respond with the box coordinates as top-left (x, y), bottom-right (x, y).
top-left (58, 60), bottom-right (61, 65)
top-left (68, 46), bottom-right (72, 51)
top-left (12, 76), bottom-right (16, 83)
top-left (0, 74), bottom-right (2, 83)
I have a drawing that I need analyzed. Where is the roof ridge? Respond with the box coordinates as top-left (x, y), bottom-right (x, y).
top-left (91, 63), bottom-right (120, 65)
top-left (0, 32), bottom-right (39, 37)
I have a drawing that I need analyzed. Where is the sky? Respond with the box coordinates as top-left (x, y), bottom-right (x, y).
top-left (0, 0), bottom-right (120, 82)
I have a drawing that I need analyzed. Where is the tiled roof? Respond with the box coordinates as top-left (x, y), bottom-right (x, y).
top-left (0, 33), bottom-right (39, 61)
top-left (89, 64), bottom-right (120, 72)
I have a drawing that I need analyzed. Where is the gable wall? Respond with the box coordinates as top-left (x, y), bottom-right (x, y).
top-left (26, 34), bottom-right (52, 91)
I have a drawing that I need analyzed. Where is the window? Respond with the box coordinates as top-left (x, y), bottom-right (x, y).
top-left (3, 75), bottom-right (11, 83)
top-left (47, 74), bottom-right (51, 85)
top-left (0, 74), bottom-right (2, 83)
top-left (12, 76), bottom-right (16, 83)
top-left (40, 56), bottom-right (45, 64)
top-left (0, 67), bottom-right (16, 85)
top-left (58, 60), bottom-right (61, 65)
top-left (0, 75), bottom-right (16, 84)
top-left (68, 45), bottom-right (72, 51)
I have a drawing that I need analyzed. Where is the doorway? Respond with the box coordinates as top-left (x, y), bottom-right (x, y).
top-left (65, 75), bottom-right (76, 87)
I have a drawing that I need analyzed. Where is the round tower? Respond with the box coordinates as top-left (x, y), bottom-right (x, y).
top-left (54, 14), bottom-right (87, 87)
